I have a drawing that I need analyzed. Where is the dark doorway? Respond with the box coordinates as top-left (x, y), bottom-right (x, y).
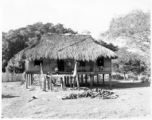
top-left (96, 57), bottom-right (104, 66)
top-left (57, 60), bottom-right (65, 71)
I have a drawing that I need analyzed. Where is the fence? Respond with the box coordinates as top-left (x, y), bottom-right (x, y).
top-left (2, 72), bottom-right (24, 82)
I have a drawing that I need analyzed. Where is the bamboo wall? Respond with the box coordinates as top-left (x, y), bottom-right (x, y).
top-left (25, 58), bottom-right (111, 74)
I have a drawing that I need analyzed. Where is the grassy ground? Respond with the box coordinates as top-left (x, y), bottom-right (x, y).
top-left (2, 80), bottom-right (151, 118)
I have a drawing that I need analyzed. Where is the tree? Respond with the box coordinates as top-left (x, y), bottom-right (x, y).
top-left (2, 22), bottom-right (77, 73)
top-left (101, 10), bottom-right (150, 53)
top-left (113, 47), bottom-right (148, 80)
top-left (100, 10), bottom-right (150, 77)
top-left (97, 40), bottom-right (118, 52)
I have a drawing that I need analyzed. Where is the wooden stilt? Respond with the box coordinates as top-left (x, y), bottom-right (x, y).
top-left (27, 74), bottom-right (29, 86)
top-left (77, 75), bottom-right (80, 86)
top-left (70, 77), bottom-right (72, 87)
top-left (50, 75), bottom-right (53, 91)
top-left (90, 75), bottom-right (93, 89)
top-left (109, 74), bottom-right (112, 88)
top-left (63, 77), bottom-right (65, 90)
top-left (26, 74), bottom-right (28, 89)
top-left (64, 76), bottom-right (67, 87)
top-left (92, 75), bottom-right (94, 86)
top-left (73, 77), bottom-right (75, 88)
top-left (44, 76), bottom-right (46, 91)
top-left (29, 74), bottom-right (31, 86)
top-left (78, 75), bottom-right (81, 86)
top-left (103, 74), bottom-right (105, 86)
top-left (76, 76), bottom-right (80, 90)
top-left (61, 77), bottom-right (63, 89)
top-left (66, 77), bottom-right (69, 86)
top-left (27, 74), bottom-right (29, 87)
top-left (97, 74), bottom-right (99, 85)
top-left (81, 74), bottom-right (83, 86)
top-left (47, 75), bottom-right (50, 90)
top-left (85, 74), bottom-right (87, 86)
top-left (31, 74), bottom-right (33, 85)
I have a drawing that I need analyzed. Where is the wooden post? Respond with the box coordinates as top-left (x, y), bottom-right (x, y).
top-left (26, 74), bottom-right (28, 89)
top-left (61, 77), bottom-right (63, 89)
top-left (43, 76), bottom-right (46, 91)
top-left (76, 76), bottom-right (80, 90)
top-left (27, 74), bottom-right (29, 86)
top-left (85, 74), bottom-right (87, 86)
top-left (92, 75), bottom-right (94, 86)
top-left (73, 77), bottom-right (75, 88)
top-left (81, 74), bottom-right (83, 86)
top-left (47, 76), bottom-right (50, 90)
top-left (29, 74), bottom-right (31, 86)
top-left (103, 74), bottom-right (105, 86)
top-left (70, 76), bottom-right (72, 87)
top-left (90, 74), bottom-right (93, 89)
top-left (67, 76), bottom-right (69, 87)
top-left (77, 75), bottom-right (80, 86)
top-left (50, 75), bottom-right (53, 91)
top-left (109, 74), bottom-right (112, 88)
top-left (64, 76), bottom-right (67, 87)
top-left (31, 74), bottom-right (33, 85)
top-left (63, 76), bottom-right (66, 90)
top-left (97, 74), bottom-right (99, 85)
top-left (78, 75), bottom-right (81, 86)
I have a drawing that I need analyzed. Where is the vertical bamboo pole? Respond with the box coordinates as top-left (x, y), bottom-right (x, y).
top-left (109, 74), bottom-right (112, 88)
top-left (50, 75), bottom-right (53, 91)
top-left (92, 75), bottom-right (94, 86)
top-left (78, 75), bottom-right (81, 86)
top-left (27, 74), bottom-right (30, 87)
top-left (29, 74), bottom-right (31, 86)
top-left (73, 77), bottom-right (75, 88)
top-left (47, 76), bottom-right (50, 90)
top-left (70, 76), bottom-right (72, 87)
top-left (26, 74), bottom-right (28, 89)
top-left (76, 75), bottom-right (80, 90)
top-left (67, 76), bottom-right (69, 87)
top-left (27, 74), bottom-right (29, 86)
top-left (60, 77), bottom-right (63, 89)
top-left (103, 74), bottom-right (105, 86)
top-left (90, 74), bottom-right (93, 89)
top-left (81, 74), bottom-right (83, 86)
top-left (64, 76), bottom-right (67, 87)
top-left (97, 74), bottom-right (99, 85)
top-left (85, 74), bottom-right (87, 86)
top-left (44, 75), bottom-right (46, 91)
top-left (63, 76), bottom-right (66, 90)
top-left (31, 74), bottom-right (33, 85)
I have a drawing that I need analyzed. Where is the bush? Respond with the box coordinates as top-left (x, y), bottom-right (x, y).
top-left (141, 76), bottom-right (149, 83)
top-left (127, 75), bottom-right (138, 81)
top-left (112, 74), bottom-right (124, 80)
top-left (2, 72), bottom-right (24, 82)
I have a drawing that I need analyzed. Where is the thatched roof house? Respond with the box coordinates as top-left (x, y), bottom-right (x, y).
top-left (14, 33), bottom-right (117, 89)
top-left (16, 34), bottom-right (117, 61)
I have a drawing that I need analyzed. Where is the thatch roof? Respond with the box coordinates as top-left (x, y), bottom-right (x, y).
top-left (15, 34), bottom-right (117, 61)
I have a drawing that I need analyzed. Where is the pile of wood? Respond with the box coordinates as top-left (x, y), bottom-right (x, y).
top-left (62, 90), bottom-right (119, 100)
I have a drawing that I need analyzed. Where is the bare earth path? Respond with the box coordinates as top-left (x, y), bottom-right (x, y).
top-left (2, 81), bottom-right (151, 118)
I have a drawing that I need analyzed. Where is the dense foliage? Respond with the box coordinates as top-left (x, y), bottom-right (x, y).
top-left (101, 10), bottom-right (150, 78)
top-left (112, 47), bottom-right (148, 79)
top-left (97, 40), bottom-right (118, 52)
top-left (2, 22), bottom-right (77, 73)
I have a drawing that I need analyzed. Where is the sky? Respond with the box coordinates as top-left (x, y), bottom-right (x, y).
top-left (2, 0), bottom-right (150, 39)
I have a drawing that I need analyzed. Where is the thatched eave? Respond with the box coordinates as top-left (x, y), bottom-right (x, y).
top-left (15, 34), bottom-right (117, 61)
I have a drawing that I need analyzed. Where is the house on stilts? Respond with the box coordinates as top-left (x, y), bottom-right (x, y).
top-left (15, 33), bottom-right (117, 90)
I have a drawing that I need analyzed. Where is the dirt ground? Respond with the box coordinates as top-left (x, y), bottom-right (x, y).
top-left (2, 80), bottom-right (151, 119)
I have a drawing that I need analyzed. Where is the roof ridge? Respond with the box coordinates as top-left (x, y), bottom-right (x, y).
top-left (58, 36), bottom-right (91, 52)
